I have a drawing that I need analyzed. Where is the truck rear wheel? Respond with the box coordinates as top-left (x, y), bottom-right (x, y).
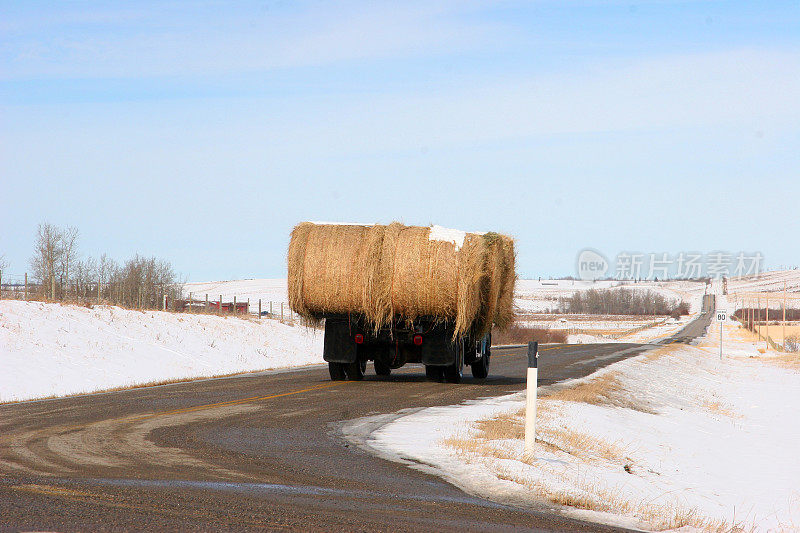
top-left (443, 361), bottom-right (462, 383)
top-left (345, 360), bottom-right (366, 381)
top-left (470, 334), bottom-right (491, 379)
top-left (329, 362), bottom-right (347, 381)
top-left (443, 340), bottom-right (464, 383)
top-left (471, 355), bottom-right (489, 379)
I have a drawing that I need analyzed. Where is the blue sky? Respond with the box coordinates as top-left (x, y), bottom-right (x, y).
top-left (1, 1), bottom-right (799, 281)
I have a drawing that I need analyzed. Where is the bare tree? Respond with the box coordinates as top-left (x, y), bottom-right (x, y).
top-left (74, 256), bottom-right (97, 298)
top-left (30, 223), bottom-right (64, 299)
top-left (0, 254), bottom-right (8, 295)
top-left (98, 253), bottom-right (116, 300)
top-left (559, 288), bottom-right (679, 316)
top-left (59, 226), bottom-right (79, 298)
top-left (28, 222), bottom-right (181, 308)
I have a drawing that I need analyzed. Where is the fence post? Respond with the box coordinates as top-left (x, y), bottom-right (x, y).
top-left (783, 282), bottom-right (787, 351)
top-left (219, 295), bottom-right (222, 316)
top-left (270, 301), bottom-right (273, 315)
top-left (233, 296), bottom-right (237, 315)
top-left (163, 294), bottom-right (167, 310)
top-left (524, 341), bottom-right (539, 458)
top-left (205, 293), bottom-right (208, 313)
top-left (766, 298), bottom-right (770, 350)
top-left (757, 296), bottom-right (761, 340)
top-left (259, 299), bottom-right (262, 319)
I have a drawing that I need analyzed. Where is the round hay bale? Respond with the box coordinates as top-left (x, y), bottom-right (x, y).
top-left (287, 222), bottom-right (516, 338)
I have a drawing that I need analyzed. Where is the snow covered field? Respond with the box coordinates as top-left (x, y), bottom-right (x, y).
top-left (0, 300), bottom-right (322, 403)
top-left (567, 314), bottom-right (695, 344)
top-left (514, 279), bottom-right (705, 314)
top-left (183, 278), bottom-right (289, 307)
top-left (728, 269), bottom-right (800, 297)
top-left (365, 296), bottom-right (800, 531)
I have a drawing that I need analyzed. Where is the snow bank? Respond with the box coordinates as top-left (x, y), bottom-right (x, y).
top-left (368, 318), bottom-right (800, 531)
top-left (0, 300), bottom-right (323, 402)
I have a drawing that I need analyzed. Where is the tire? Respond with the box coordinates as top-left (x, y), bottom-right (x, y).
top-left (471, 334), bottom-right (491, 379)
top-left (443, 340), bottom-right (464, 384)
top-left (328, 362), bottom-right (347, 381)
top-left (425, 365), bottom-right (443, 382)
top-left (443, 361), bottom-right (462, 383)
top-left (374, 358), bottom-right (391, 376)
top-left (345, 360), bottom-right (366, 381)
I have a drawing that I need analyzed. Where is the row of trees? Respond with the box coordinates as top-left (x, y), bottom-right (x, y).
top-left (558, 288), bottom-right (688, 316)
top-left (28, 222), bottom-right (183, 309)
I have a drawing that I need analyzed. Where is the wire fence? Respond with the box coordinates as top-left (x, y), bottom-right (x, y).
top-left (0, 271), bottom-right (301, 325)
top-left (178, 292), bottom-right (301, 323)
top-left (730, 288), bottom-right (800, 352)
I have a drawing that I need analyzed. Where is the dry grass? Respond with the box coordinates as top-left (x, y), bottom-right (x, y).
top-left (448, 405), bottom-right (625, 465)
top-left (287, 222), bottom-right (516, 338)
top-left (703, 401), bottom-right (743, 419)
top-left (492, 324), bottom-right (568, 345)
top-left (543, 372), bottom-right (653, 412)
top-left (537, 425), bottom-right (625, 462)
top-left (522, 473), bottom-right (736, 531)
top-left (766, 353), bottom-right (800, 369)
top-left (474, 410), bottom-right (525, 440)
top-left (444, 425), bottom-right (748, 532)
top-left (439, 343), bottom-right (757, 532)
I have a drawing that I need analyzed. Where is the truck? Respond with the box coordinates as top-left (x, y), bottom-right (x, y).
top-left (287, 222), bottom-right (515, 384)
top-left (322, 315), bottom-right (491, 383)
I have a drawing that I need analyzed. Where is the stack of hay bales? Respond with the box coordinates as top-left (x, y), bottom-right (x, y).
top-left (288, 222), bottom-right (515, 339)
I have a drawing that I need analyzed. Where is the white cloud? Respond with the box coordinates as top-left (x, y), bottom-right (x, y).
top-left (0, 1), bottom-right (511, 80)
top-left (214, 47), bottom-right (800, 153)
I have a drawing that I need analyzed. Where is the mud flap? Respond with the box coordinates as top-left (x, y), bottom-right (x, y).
top-left (323, 319), bottom-right (358, 363)
top-left (420, 324), bottom-right (459, 366)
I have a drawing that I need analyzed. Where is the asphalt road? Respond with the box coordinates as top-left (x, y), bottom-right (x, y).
top-left (0, 312), bottom-right (711, 532)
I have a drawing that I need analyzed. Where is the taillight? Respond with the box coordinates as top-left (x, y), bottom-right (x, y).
top-left (354, 334), bottom-right (364, 344)
top-left (413, 334), bottom-right (423, 346)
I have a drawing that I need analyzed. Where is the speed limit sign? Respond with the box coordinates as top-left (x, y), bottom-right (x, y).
top-left (716, 311), bottom-right (727, 322)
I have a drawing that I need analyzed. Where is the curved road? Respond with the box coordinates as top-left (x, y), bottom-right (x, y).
top-left (0, 312), bottom-right (711, 532)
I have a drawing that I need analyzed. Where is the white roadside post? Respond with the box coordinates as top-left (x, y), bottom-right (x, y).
top-left (524, 341), bottom-right (539, 458)
top-left (716, 310), bottom-right (727, 360)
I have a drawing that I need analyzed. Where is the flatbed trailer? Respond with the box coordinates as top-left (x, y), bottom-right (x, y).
top-left (322, 315), bottom-right (491, 383)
